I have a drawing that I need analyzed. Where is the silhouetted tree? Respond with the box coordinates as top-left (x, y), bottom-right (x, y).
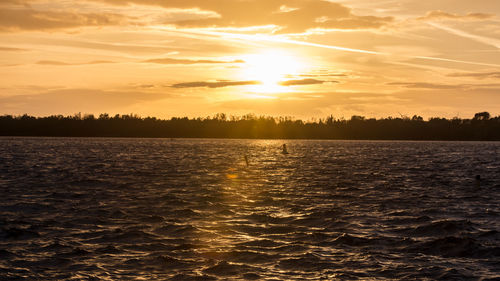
top-left (473, 112), bottom-right (490, 120)
top-left (0, 112), bottom-right (499, 140)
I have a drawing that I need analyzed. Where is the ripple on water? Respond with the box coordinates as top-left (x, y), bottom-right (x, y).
top-left (0, 138), bottom-right (499, 280)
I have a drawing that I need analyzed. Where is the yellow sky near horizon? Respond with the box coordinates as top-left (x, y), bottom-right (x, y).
top-left (0, 0), bottom-right (499, 119)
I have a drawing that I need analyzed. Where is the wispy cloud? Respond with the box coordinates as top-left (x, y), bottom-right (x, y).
top-left (279, 79), bottom-right (326, 86)
top-left (195, 30), bottom-right (383, 55)
top-left (389, 81), bottom-right (500, 90)
top-left (0, 88), bottom-right (167, 115)
top-left (171, 80), bottom-right (260, 88)
top-left (388, 82), bottom-right (462, 89)
top-left (297, 73), bottom-right (347, 78)
top-left (0, 46), bottom-right (26, 51)
top-left (418, 10), bottom-right (495, 21)
top-left (36, 60), bottom-right (115, 65)
top-left (172, 78), bottom-right (331, 88)
top-left (193, 29), bottom-right (500, 68)
top-left (143, 58), bottom-right (244, 64)
top-left (28, 37), bottom-right (179, 55)
top-left (427, 22), bottom-right (500, 49)
top-left (0, 7), bottom-right (126, 32)
top-left (449, 72), bottom-right (500, 79)
top-left (94, 0), bottom-right (393, 33)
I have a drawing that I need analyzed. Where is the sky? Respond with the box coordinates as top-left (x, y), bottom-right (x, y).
top-left (0, 0), bottom-right (499, 119)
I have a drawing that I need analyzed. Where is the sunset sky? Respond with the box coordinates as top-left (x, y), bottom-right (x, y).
top-left (1, 0), bottom-right (499, 119)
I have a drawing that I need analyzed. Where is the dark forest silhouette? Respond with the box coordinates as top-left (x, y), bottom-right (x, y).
top-left (1, 112), bottom-right (499, 140)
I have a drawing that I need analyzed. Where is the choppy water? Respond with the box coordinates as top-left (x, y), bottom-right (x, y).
top-left (0, 138), bottom-right (499, 280)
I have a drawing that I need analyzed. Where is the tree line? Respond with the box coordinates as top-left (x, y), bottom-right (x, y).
top-left (0, 112), bottom-right (499, 140)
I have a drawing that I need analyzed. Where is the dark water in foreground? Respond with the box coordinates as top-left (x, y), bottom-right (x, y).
top-left (0, 138), bottom-right (499, 280)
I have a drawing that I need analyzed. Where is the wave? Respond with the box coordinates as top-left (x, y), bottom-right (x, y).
top-left (0, 227), bottom-right (40, 240)
top-left (1, 138), bottom-right (499, 280)
top-left (202, 261), bottom-right (255, 277)
top-left (408, 236), bottom-right (500, 258)
top-left (401, 220), bottom-right (478, 237)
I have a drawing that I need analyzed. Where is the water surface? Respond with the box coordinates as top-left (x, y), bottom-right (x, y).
top-left (1, 138), bottom-right (499, 280)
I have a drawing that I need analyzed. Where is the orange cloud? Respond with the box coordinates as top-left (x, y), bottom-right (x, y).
top-left (171, 80), bottom-right (260, 88)
top-left (143, 58), bottom-right (244, 64)
top-left (36, 60), bottom-right (115, 65)
top-left (0, 7), bottom-right (125, 31)
top-left (0, 88), bottom-right (167, 116)
top-left (0, 46), bottom-right (27, 51)
top-left (0, 0), bottom-right (393, 33)
top-left (449, 72), bottom-right (500, 79)
top-left (279, 79), bottom-right (326, 86)
top-left (388, 82), bottom-right (462, 89)
top-left (92, 0), bottom-right (393, 33)
top-left (418, 10), bottom-right (494, 21)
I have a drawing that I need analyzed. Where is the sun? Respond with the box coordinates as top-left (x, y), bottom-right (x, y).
top-left (239, 50), bottom-right (305, 93)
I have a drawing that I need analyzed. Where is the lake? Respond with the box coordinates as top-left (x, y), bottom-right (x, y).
top-left (0, 138), bottom-right (499, 280)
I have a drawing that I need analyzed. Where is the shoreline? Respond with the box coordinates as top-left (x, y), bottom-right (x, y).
top-left (1, 135), bottom-right (500, 142)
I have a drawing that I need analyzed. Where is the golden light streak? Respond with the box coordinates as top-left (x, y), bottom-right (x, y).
top-left (154, 27), bottom-right (500, 68)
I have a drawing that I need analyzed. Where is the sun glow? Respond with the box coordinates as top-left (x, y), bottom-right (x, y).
top-left (240, 50), bottom-right (305, 93)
